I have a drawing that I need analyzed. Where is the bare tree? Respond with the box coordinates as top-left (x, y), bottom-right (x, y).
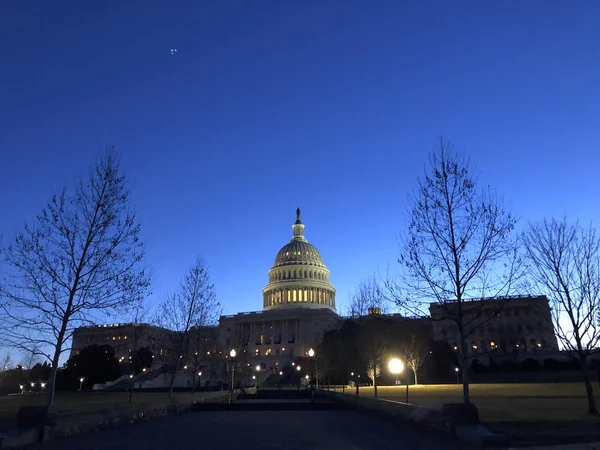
top-left (348, 275), bottom-right (388, 317)
top-left (391, 137), bottom-right (521, 404)
top-left (356, 317), bottom-right (390, 398)
top-left (403, 334), bottom-right (426, 385)
top-left (21, 346), bottom-right (41, 370)
top-left (0, 150), bottom-right (151, 407)
top-left (1, 352), bottom-right (11, 371)
top-left (157, 258), bottom-right (220, 399)
top-left (523, 218), bottom-right (600, 415)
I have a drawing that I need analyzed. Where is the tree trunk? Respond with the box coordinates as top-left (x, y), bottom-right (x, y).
top-left (459, 333), bottom-right (471, 404)
top-left (373, 363), bottom-right (378, 398)
top-left (168, 337), bottom-right (185, 399)
top-left (47, 319), bottom-right (69, 408)
top-left (581, 357), bottom-right (598, 415)
top-left (412, 367), bottom-right (418, 385)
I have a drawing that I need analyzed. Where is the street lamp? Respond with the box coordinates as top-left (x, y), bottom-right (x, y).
top-left (296, 365), bottom-right (301, 371)
top-left (228, 349), bottom-right (237, 405)
top-left (30, 382), bottom-right (35, 388)
top-left (41, 382), bottom-right (46, 389)
top-left (455, 367), bottom-right (460, 384)
top-left (79, 377), bottom-right (85, 391)
top-left (19, 384), bottom-right (24, 395)
top-left (279, 371), bottom-right (283, 376)
top-left (388, 358), bottom-right (407, 402)
top-left (308, 348), bottom-right (318, 389)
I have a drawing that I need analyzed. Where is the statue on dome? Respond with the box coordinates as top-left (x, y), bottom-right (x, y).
top-left (296, 207), bottom-right (301, 220)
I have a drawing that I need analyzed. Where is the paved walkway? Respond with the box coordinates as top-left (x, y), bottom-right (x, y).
top-left (30, 409), bottom-right (469, 450)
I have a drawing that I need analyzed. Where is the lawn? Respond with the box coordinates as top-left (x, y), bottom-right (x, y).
top-left (0, 391), bottom-right (214, 432)
top-left (352, 383), bottom-right (600, 446)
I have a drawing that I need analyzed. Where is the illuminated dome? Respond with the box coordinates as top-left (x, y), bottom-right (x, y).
top-left (262, 209), bottom-right (336, 311)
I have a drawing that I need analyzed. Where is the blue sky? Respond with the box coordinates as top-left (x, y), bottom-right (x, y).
top-left (1, 0), bottom-right (599, 322)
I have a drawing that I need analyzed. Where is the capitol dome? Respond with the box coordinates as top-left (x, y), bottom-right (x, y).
top-left (262, 209), bottom-right (336, 311)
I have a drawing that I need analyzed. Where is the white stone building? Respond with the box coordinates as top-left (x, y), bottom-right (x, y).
top-left (219, 209), bottom-right (341, 370)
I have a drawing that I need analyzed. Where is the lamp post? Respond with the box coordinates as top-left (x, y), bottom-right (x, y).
top-left (308, 348), bottom-right (318, 389)
top-left (255, 365), bottom-right (261, 388)
top-left (388, 358), bottom-right (406, 402)
top-left (19, 384), bottom-right (24, 395)
top-left (228, 349), bottom-right (236, 405)
top-left (455, 367), bottom-right (460, 385)
top-left (78, 377), bottom-right (85, 392)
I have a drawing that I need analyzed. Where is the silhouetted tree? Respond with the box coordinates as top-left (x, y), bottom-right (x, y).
top-left (403, 334), bottom-right (426, 385)
top-left (64, 344), bottom-right (120, 389)
top-left (133, 347), bottom-right (153, 375)
top-left (157, 258), bottom-right (220, 398)
top-left (524, 218), bottom-right (600, 414)
top-left (0, 150), bottom-right (151, 407)
top-left (1, 352), bottom-right (11, 371)
top-left (389, 137), bottom-right (521, 404)
top-left (347, 275), bottom-right (388, 317)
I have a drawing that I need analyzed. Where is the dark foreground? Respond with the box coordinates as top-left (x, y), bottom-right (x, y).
top-left (28, 409), bottom-right (468, 450)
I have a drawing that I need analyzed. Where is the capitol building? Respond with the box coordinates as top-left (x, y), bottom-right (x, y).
top-left (218, 208), bottom-right (341, 368)
top-left (71, 209), bottom-right (341, 386)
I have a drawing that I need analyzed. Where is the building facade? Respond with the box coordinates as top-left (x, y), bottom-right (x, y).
top-left (219, 209), bottom-right (341, 370)
top-left (429, 295), bottom-right (559, 356)
top-left (70, 322), bottom-right (180, 364)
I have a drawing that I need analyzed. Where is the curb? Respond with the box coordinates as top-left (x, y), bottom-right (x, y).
top-left (0, 391), bottom-right (233, 449)
top-left (319, 390), bottom-right (508, 448)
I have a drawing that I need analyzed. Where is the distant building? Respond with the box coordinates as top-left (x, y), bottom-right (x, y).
top-left (70, 323), bottom-right (179, 363)
top-left (70, 322), bottom-right (218, 368)
top-left (429, 295), bottom-right (559, 356)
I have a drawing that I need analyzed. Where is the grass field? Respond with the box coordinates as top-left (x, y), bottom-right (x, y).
top-left (0, 391), bottom-right (213, 432)
top-left (352, 383), bottom-right (600, 446)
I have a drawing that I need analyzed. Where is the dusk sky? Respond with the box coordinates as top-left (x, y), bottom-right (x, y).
top-left (1, 1), bottom-right (599, 319)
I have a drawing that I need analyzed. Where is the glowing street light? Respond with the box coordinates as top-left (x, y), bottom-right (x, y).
top-left (252, 375), bottom-right (256, 380)
top-left (455, 367), bottom-right (460, 384)
top-left (41, 382), bottom-right (46, 389)
top-left (19, 384), bottom-right (24, 395)
top-left (78, 377), bottom-right (85, 391)
top-left (388, 358), bottom-right (404, 375)
top-left (308, 348), bottom-right (315, 357)
top-left (296, 365), bottom-right (301, 371)
top-left (30, 382), bottom-right (35, 388)
top-left (389, 358), bottom-right (407, 402)
top-left (198, 372), bottom-right (202, 377)
top-left (228, 349), bottom-right (236, 405)
top-left (305, 374), bottom-right (309, 380)
top-left (279, 371), bottom-right (283, 376)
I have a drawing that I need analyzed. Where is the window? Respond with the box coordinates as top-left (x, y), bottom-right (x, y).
top-left (260, 335), bottom-right (265, 345)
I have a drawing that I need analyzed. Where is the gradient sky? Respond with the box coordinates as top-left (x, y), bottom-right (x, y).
top-left (1, 1), bottom-right (599, 321)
